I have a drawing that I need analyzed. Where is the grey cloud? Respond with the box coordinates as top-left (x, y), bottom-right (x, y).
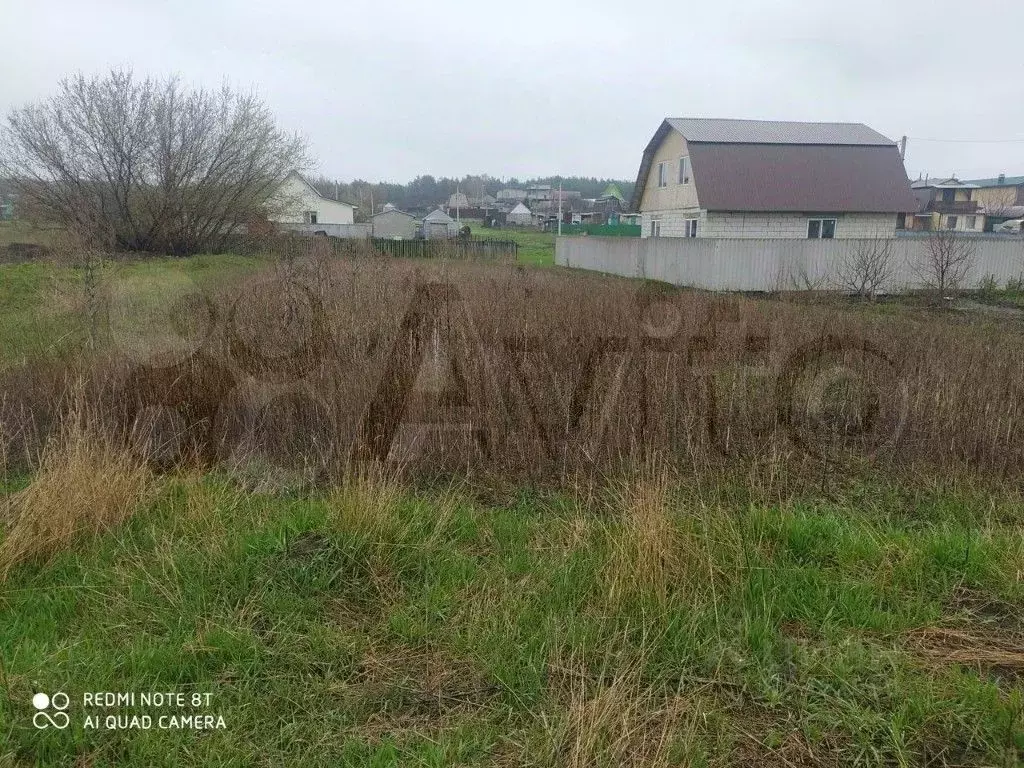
top-left (3, 0), bottom-right (1023, 181)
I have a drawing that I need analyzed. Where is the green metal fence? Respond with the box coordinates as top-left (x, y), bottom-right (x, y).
top-left (558, 224), bottom-right (641, 237)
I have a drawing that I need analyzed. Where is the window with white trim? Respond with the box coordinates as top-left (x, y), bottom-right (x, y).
top-left (807, 217), bottom-right (837, 239)
top-left (304, 211), bottom-right (318, 225)
top-left (657, 162), bottom-right (667, 188)
top-left (678, 156), bottom-right (691, 184)
top-left (946, 216), bottom-right (958, 230)
top-left (966, 215), bottom-right (977, 230)
top-left (650, 217), bottom-right (662, 237)
top-left (684, 218), bottom-right (698, 238)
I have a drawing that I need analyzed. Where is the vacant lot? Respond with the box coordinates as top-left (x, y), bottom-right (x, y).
top-left (467, 224), bottom-right (555, 266)
top-left (1, 251), bottom-right (1023, 766)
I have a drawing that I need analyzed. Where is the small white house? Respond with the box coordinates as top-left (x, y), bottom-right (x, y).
top-left (423, 208), bottom-right (459, 239)
top-left (268, 171), bottom-right (356, 227)
top-left (507, 202), bottom-right (532, 226)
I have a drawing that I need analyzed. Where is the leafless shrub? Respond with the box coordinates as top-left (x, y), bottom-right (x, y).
top-left (783, 261), bottom-right (830, 292)
top-left (834, 237), bottom-right (896, 299)
top-left (1, 68), bottom-right (308, 255)
top-left (915, 228), bottom-right (977, 298)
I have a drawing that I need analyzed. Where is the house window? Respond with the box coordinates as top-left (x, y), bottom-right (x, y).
top-left (650, 217), bottom-right (662, 237)
top-left (304, 211), bottom-right (318, 224)
top-left (684, 218), bottom-right (698, 238)
top-left (966, 215), bottom-right (977, 230)
top-left (657, 162), bottom-right (667, 188)
top-left (679, 156), bottom-right (691, 184)
top-left (941, 188), bottom-right (956, 203)
top-left (946, 216), bottom-right (958, 230)
top-left (807, 218), bottom-right (837, 239)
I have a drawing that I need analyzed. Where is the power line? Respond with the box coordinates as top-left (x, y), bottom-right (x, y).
top-left (907, 136), bottom-right (1024, 144)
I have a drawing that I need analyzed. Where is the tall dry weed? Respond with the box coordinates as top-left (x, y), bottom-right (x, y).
top-left (603, 465), bottom-right (681, 605)
top-left (327, 464), bottom-right (405, 542)
top-left (550, 648), bottom-right (682, 768)
top-left (0, 402), bottom-right (154, 579)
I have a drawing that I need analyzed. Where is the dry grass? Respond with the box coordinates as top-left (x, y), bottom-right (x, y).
top-left (908, 626), bottom-right (1024, 673)
top-left (0, 400), bottom-right (153, 579)
top-left (603, 465), bottom-right (681, 605)
top-left (549, 650), bottom-right (683, 768)
top-left (3, 253), bottom-right (1024, 484)
top-left (327, 465), bottom-right (405, 541)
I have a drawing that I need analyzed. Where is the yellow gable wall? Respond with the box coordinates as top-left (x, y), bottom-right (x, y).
top-left (973, 186), bottom-right (1018, 209)
top-left (639, 129), bottom-right (700, 211)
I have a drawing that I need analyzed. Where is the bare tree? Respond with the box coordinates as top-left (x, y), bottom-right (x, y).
top-left (834, 237), bottom-right (896, 299)
top-left (915, 228), bottom-right (976, 297)
top-left (1, 69), bottom-right (308, 255)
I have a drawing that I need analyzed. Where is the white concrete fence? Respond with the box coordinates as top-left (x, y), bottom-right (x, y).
top-left (556, 235), bottom-right (1024, 292)
top-left (279, 222), bottom-right (371, 239)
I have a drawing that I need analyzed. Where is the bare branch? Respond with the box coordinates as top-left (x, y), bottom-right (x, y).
top-left (0, 69), bottom-right (309, 255)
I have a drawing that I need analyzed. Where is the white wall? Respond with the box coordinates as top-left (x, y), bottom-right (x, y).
top-left (279, 222), bottom-right (369, 238)
top-left (641, 211), bottom-right (899, 240)
top-left (269, 175), bottom-right (355, 226)
top-left (556, 235), bottom-right (1024, 292)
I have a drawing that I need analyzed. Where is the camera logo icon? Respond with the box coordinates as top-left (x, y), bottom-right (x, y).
top-left (32, 692), bottom-right (70, 730)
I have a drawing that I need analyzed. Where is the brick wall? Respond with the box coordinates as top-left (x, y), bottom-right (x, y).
top-left (642, 210), bottom-right (898, 239)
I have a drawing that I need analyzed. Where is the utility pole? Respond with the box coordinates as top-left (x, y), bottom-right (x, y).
top-left (900, 135), bottom-right (907, 160)
top-left (557, 181), bottom-right (562, 236)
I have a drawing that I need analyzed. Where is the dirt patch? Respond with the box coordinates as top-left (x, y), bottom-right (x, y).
top-left (731, 726), bottom-right (843, 768)
top-left (907, 626), bottom-right (1024, 680)
top-left (345, 645), bottom-right (499, 742)
top-left (943, 585), bottom-right (1024, 633)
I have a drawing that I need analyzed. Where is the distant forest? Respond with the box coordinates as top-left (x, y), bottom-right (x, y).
top-left (308, 174), bottom-right (635, 220)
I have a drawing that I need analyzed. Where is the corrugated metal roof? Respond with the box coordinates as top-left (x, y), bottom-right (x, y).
top-left (665, 118), bottom-right (895, 146)
top-left (910, 177), bottom-right (979, 189)
top-left (687, 143), bottom-right (919, 213)
top-left (424, 208), bottom-right (455, 222)
top-left (964, 175), bottom-right (1024, 188)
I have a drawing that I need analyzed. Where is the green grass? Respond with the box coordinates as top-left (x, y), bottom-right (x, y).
top-left (1, 474), bottom-right (1022, 765)
top-left (466, 224), bottom-right (556, 267)
top-left (0, 254), bottom-right (267, 366)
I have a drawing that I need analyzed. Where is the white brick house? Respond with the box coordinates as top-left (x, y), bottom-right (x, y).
top-left (630, 119), bottom-right (919, 239)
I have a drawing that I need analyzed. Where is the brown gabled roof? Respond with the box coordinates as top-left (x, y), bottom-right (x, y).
top-left (689, 143), bottom-right (919, 213)
top-left (630, 119), bottom-right (918, 214)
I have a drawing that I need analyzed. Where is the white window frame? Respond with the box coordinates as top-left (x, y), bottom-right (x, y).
top-left (807, 217), bottom-right (837, 239)
top-left (966, 215), bottom-right (977, 230)
top-left (304, 210), bottom-right (318, 225)
top-left (649, 217), bottom-right (662, 238)
top-left (657, 162), bottom-right (667, 188)
top-left (678, 156), bottom-right (691, 184)
top-left (684, 218), bottom-right (698, 238)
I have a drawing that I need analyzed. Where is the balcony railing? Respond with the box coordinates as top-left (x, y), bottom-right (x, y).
top-left (927, 200), bottom-right (979, 214)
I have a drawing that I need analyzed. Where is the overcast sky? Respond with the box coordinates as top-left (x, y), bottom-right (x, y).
top-left (4, 0), bottom-right (1023, 183)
